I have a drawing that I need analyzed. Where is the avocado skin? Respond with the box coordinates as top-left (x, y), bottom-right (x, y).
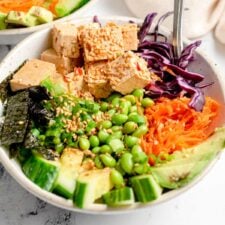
top-left (150, 127), bottom-right (225, 189)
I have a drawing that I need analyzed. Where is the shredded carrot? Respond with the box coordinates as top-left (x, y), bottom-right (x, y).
top-left (0, 0), bottom-right (55, 13)
top-left (141, 97), bottom-right (220, 163)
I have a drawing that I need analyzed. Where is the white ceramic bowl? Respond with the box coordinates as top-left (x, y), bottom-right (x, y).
top-left (0, 16), bottom-right (225, 214)
top-left (0, 0), bottom-right (98, 45)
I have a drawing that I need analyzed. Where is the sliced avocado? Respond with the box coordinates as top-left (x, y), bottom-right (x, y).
top-left (0, 12), bottom-right (7, 30)
top-left (55, 0), bottom-right (89, 18)
top-left (150, 127), bottom-right (225, 189)
top-left (6, 11), bottom-right (40, 27)
top-left (28, 6), bottom-right (54, 23)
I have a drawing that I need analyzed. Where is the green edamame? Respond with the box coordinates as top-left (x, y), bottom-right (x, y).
top-left (141, 97), bottom-right (154, 108)
top-left (94, 156), bottom-right (104, 169)
top-left (100, 145), bottom-right (112, 154)
top-left (98, 130), bottom-right (110, 143)
top-left (98, 120), bottom-right (112, 129)
top-left (108, 139), bottom-right (124, 153)
top-left (132, 89), bottom-right (144, 99)
top-left (110, 169), bottom-right (125, 188)
top-left (112, 113), bottom-right (128, 125)
top-left (100, 154), bottom-right (116, 168)
top-left (132, 125), bottom-right (148, 138)
top-left (124, 95), bottom-right (136, 105)
top-left (131, 145), bottom-right (148, 163)
top-left (124, 136), bottom-right (139, 148)
top-left (123, 121), bottom-right (138, 134)
top-left (89, 135), bottom-right (100, 148)
top-left (92, 146), bottom-right (101, 154)
top-left (100, 102), bottom-right (109, 112)
top-left (128, 113), bottom-right (146, 125)
top-left (78, 137), bottom-right (90, 150)
top-left (120, 152), bottom-right (133, 174)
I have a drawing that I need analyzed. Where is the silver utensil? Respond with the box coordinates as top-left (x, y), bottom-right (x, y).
top-left (172, 0), bottom-right (184, 59)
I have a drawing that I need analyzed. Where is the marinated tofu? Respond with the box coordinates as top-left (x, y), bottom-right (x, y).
top-left (77, 23), bottom-right (100, 46)
top-left (85, 61), bottom-right (112, 98)
top-left (41, 48), bottom-right (81, 75)
top-left (107, 51), bottom-right (151, 95)
top-left (82, 24), bottom-right (124, 62)
top-left (121, 23), bottom-right (139, 51)
top-left (52, 23), bottom-right (80, 58)
top-left (10, 59), bottom-right (56, 92)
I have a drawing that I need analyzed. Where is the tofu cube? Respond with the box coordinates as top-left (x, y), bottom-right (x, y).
top-left (77, 22), bottom-right (100, 46)
top-left (107, 51), bottom-right (151, 95)
top-left (52, 23), bottom-right (80, 58)
top-left (121, 23), bottom-right (139, 51)
top-left (85, 61), bottom-right (112, 98)
top-left (83, 24), bottom-right (124, 62)
top-left (40, 48), bottom-right (81, 75)
top-left (10, 59), bottom-right (56, 92)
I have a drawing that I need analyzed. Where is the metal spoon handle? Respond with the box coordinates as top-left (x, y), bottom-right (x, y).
top-left (173, 0), bottom-right (184, 59)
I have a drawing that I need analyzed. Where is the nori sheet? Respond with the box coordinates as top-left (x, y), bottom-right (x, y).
top-left (0, 91), bottom-right (29, 145)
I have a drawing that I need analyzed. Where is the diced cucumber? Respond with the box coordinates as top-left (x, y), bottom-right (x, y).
top-left (28, 6), bottom-right (54, 23)
top-left (0, 12), bottom-right (7, 30)
top-left (23, 155), bottom-right (59, 191)
top-left (74, 168), bottom-right (113, 208)
top-left (103, 187), bottom-right (135, 207)
top-left (130, 174), bottom-right (162, 203)
top-left (54, 148), bottom-right (84, 199)
top-left (55, 0), bottom-right (89, 18)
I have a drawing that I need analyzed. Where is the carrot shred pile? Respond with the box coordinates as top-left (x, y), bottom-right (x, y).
top-left (141, 97), bottom-right (220, 159)
top-left (0, 0), bottom-right (56, 13)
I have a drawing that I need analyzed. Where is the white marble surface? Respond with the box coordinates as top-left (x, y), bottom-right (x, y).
top-left (1, 0), bottom-right (225, 224)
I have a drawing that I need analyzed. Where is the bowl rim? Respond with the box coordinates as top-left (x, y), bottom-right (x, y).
top-left (0, 15), bottom-right (224, 215)
top-left (0, 0), bottom-right (99, 35)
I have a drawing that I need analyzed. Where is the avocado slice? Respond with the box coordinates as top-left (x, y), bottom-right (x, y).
top-left (55, 0), bottom-right (89, 18)
top-left (0, 12), bottom-right (7, 30)
top-left (150, 127), bottom-right (225, 189)
top-left (6, 11), bottom-right (40, 27)
top-left (28, 6), bottom-right (54, 23)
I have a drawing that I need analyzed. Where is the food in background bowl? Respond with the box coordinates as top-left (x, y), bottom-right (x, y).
top-left (0, 0), bottom-right (90, 30)
top-left (0, 14), bottom-right (224, 211)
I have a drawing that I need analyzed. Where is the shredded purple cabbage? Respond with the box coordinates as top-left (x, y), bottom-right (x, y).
top-left (93, 15), bottom-right (101, 26)
top-left (138, 13), bottom-right (207, 111)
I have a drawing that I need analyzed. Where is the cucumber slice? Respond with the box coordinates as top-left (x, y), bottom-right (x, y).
top-left (23, 155), bottom-right (59, 191)
top-left (55, 0), bottom-right (89, 17)
top-left (103, 187), bottom-right (135, 207)
top-left (130, 174), bottom-right (162, 203)
top-left (74, 168), bottom-right (113, 208)
top-left (54, 148), bottom-right (84, 199)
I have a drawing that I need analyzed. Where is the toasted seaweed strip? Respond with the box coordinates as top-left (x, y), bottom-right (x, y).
top-left (0, 91), bottom-right (29, 145)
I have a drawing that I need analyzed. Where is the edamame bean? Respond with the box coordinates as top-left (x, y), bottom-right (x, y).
top-left (89, 135), bottom-right (99, 148)
top-left (78, 137), bottom-right (90, 150)
top-left (106, 131), bottom-right (123, 144)
top-left (100, 145), bottom-right (112, 154)
top-left (141, 98), bottom-right (154, 108)
top-left (107, 109), bottom-right (116, 116)
top-left (132, 89), bottom-right (144, 99)
top-left (124, 136), bottom-right (139, 148)
top-left (92, 146), bottom-right (101, 154)
top-left (112, 97), bottom-right (120, 106)
top-left (86, 120), bottom-right (96, 133)
top-left (111, 126), bottom-right (122, 132)
top-left (112, 113), bottom-right (128, 125)
top-left (133, 163), bottom-right (149, 174)
top-left (123, 121), bottom-right (138, 134)
top-left (120, 152), bottom-right (133, 174)
top-left (124, 95), bottom-right (136, 105)
top-left (94, 156), bottom-right (104, 169)
top-left (110, 169), bottom-right (125, 188)
top-left (98, 120), bottom-right (112, 129)
top-left (46, 129), bottom-right (61, 137)
top-left (53, 137), bottom-right (61, 145)
top-left (107, 93), bottom-right (122, 102)
top-left (132, 125), bottom-right (148, 137)
top-left (130, 105), bottom-right (138, 113)
top-left (32, 128), bottom-right (40, 137)
top-left (108, 139), bottom-right (124, 153)
top-left (100, 102), bottom-right (109, 112)
top-left (120, 101), bottom-right (131, 115)
top-left (131, 145), bottom-right (148, 163)
top-left (98, 130), bottom-right (110, 143)
top-left (100, 154), bottom-right (116, 168)
top-left (128, 113), bottom-right (146, 125)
